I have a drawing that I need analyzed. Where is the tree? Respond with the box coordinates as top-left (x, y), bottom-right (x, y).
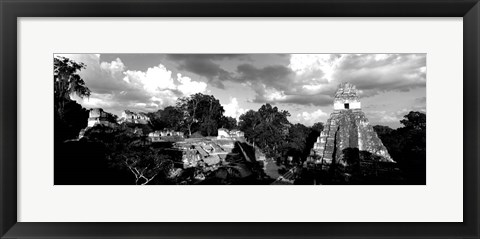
top-left (400, 111), bottom-right (426, 131)
top-left (197, 95), bottom-right (224, 136)
top-left (256, 104), bottom-right (291, 157)
top-left (311, 122), bottom-right (324, 134)
top-left (86, 126), bottom-right (177, 185)
top-left (177, 93), bottom-right (225, 136)
top-left (400, 111), bottom-right (426, 157)
top-left (239, 110), bottom-right (261, 145)
top-left (148, 106), bottom-right (184, 131)
top-left (162, 106), bottom-right (184, 131)
top-left (121, 146), bottom-right (174, 185)
top-left (54, 56), bottom-right (91, 141)
top-left (54, 56), bottom-right (91, 115)
top-left (219, 116), bottom-right (238, 130)
top-left (177, 95), bottom-right (199, 136)
top-left (283, 123), bottom-right (311, 161)
top-left (147, 109), bottom-right (165, 130)
top-left (56, 100), bottom-right (89, 141)
top-left (373, 125), bottom-right (394, 137)
top-left (373, 111), bottom-right (426, 184)
top-left (239, 104), bottom-right (291, 158)
top-left (199, 117), bottom-right (218, 136)
top-left (177, 93), bottom-right (203, 136)
top-left (302, 122), bottom-right (324, 157)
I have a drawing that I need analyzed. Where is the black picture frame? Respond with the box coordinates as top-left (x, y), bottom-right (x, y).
top-left (1, 0), bottom-right (479, 238)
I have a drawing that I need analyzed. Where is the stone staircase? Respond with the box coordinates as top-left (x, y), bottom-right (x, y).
top-left (313, 113), bottom-right (340, 165)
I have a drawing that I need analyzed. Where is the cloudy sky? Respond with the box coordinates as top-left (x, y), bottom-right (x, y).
top-left (56, 54), bottom-right (426, 128)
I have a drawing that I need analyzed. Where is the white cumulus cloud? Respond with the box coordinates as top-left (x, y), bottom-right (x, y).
top-left (176, 73), bottom-right (208, 96)
top-left (295, 109), bottom-right (328, 126)
top-left (58, 54), bottom-right (208, 115)
top-left (124, 64), bottom-right (177, 92)
top-left (222, 98), bottom-right (246, 121)
top-left (289, 54), bottom-right (342, 82)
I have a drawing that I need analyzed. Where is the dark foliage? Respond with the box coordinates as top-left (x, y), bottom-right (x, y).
top-left (238, 104), bottom-right (291, 159)
top-left (148, 106), bottom-right (184, 131)
top-left (54, 140), bottom-right (133, 185)
top-left (373, 125), bottom-right (394, 136)
top-left (54, 57), bottom-right (91, 142)
top-left (84, 125), bottom-right (183, 185)
top-left (177, 93), bottom-right (225, 136)
top-left (54, 100), bottom-right (89, 142)
top-left (219, 116), bottom-right (238, 130)
top-left (373, 111), bottom-right (426, 184)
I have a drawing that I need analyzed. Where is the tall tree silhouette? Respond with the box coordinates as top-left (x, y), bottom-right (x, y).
top-left (177, 93), bottom-right (224, 136)
top-left (54, 56), bottom-right (91, 116)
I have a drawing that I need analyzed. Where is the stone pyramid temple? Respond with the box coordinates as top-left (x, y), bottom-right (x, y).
top-left (312, 83), bottom-right (394, 167)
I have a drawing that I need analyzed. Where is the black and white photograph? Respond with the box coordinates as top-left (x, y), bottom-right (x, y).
top-left (54, 53), bottom-right (426, 185)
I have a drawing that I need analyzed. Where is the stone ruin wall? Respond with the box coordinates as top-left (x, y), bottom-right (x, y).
top-left (312, 83), bottom-right (394, 167)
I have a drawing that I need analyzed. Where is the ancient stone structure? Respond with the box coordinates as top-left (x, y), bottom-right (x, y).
top-left (175, 140), bottom-right (232, 168)
top-left (148, 130), bottom-right (184, 142)
top-left (312, 83), bottom-right (393, 167)
top-left (217, 128), bottom-right (245, 139)
top-left (117, 110), bottom-right (150, 124)
top-left (87, 108), bottom-right (116, 127)
top-left (78, 108), bottom-right (117, 139)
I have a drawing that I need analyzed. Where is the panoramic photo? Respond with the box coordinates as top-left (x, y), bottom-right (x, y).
top-left (54, 53), bottom-right (426, 185)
